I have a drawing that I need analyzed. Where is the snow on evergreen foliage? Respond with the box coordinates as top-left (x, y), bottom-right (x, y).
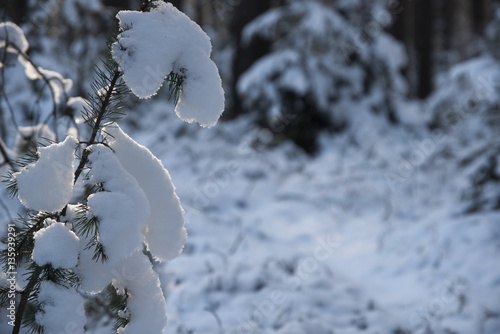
top-left (426, 54), bottom-right (500, 213)
top-left (35, 281), bottom-right (86, 334)
top-left (238, 0), bottom-right (406, 149)
top-left (75, 231), bottom-right (114, 294)
top-left (0, 1), bottom-right (224, 329)
top-left (14, 135), bottom-right (78, 213)
top-left (105, 124), bottom-right (187, 262)
top-left (33, 220), bottom-right (80, 269)
top-left (112, 251), bottom-right (167, 334)
top-left (112, 1), bottom-right (224, 127)
top-left (87, 144), bottom-right (150, 265)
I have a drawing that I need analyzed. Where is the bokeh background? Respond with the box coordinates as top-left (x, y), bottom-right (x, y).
top-left (1, 0), bottom-right (500, 333)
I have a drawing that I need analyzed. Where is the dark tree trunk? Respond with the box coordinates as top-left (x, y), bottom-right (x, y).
top-left (472, 0), bottom-right (493, 34)
top-left (227, 0), bottom-right (273, 119)
top-left (390, 0), bottom-right (419, 98)
top-left (4, 0), bottom-right (28, 24)
top-left (415, 0), bottom-right (434, 98)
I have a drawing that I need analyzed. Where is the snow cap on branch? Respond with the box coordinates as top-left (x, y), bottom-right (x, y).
top-left (36, 281), bottom-right (86, 334)
top-left (113, 251), bottom-right (167, 333)
top-left (86, 144), bottom-right (150, 265)
top-left (0, 22), bottom-right (28, 53)
top-left (104, 124), bottom-right (187, 262)
top-left (75, 233), bottom-right (113, 294)
top-left (112, 1), bottom-right (224, 127)
top-left (33, 220), bottom-right (80, 269)
top-left (14, 135), bottom-right (78, 213)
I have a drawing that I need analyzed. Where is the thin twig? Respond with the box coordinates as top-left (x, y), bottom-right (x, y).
top-left (0, 46), bottom-right (20, 135)
top-left (73, 70), bottom-right (120, 184)
top-left (13, 266), bottom-right (42, 334)
top-left (4, 42), bottom-right (62, 141)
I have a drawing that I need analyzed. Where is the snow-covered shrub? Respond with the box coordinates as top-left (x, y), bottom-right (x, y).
top-left (0, 1), bottom-right (224, 333)
top-left (426, 53), bottom-right (500, 213)
top-left (237, 0), bottom-right (407, 153)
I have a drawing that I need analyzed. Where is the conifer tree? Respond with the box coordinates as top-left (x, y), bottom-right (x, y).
top-left (0, 1), bottom-right (224, 333)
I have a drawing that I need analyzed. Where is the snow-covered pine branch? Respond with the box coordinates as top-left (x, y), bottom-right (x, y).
top-left (112, 1), bottom-right (225, 127)
top-left (0, 1), bottom-right (224, 333)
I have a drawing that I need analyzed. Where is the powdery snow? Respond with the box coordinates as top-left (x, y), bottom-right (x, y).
top-left (112, 1), bottom-right (224, 127)
top-left (75, 233), bottom-right (113, 294)
top-left (86, 144), bottom-right (150, 265)
top-left (14, 135), bottom-right (77, 213)
top-left (122, 91), bottom-right (500, 334)
top-left (35, 281), bottom-right (85, 334)
top-left (32, 220), bottom-right (79, 269)
top-left (113, 251), bottom-right (167, 334)
top-left (105, 124), bottom-right (186, 262)
top-left (0, 22), bottom-right (28, 53)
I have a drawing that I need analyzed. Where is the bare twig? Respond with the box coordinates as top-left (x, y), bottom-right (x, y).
top-left (13, 266), bottom-right (42, 334)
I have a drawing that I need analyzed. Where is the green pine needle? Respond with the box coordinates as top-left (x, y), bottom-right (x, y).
top-left (166, 71), bottom-right (185, 103)
top-left (107, 285), bottom-right (130, 332)
top-left (2, 170), bottom-right (18, 199)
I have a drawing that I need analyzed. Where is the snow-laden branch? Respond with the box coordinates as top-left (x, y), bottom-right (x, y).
top-left (112, 1), bottom-right (225, 127)
top-left (1, 1), bottom-right (226, 332)
top-left (13, 136), bottom-right (78, 213)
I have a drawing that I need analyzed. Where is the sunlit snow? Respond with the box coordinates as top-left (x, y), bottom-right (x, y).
top-left (112, 1), bottom-right (224, 127)
top-left (32, 220), bottom-right (79, 269)
top-left (105, 124), bottom-right (186, 262)
top-left (14, 135), bottom-right (77, 213)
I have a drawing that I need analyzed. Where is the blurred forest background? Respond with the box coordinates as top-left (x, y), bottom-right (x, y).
top-left (1, 0), bottom-right (500, 333)
top-left (3, 0), bottom-right (499, 153)
top-left (2, 0), bottom-right (500, 149)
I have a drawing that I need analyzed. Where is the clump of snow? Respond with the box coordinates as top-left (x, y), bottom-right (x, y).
top-left (86, 144), bottom-right (150, 265)
top-left (14, 135), bottom-right (78, 213)
top-left (0, 22), bottom-right (28, 53)
top-left (61, 204), bottom-right (80, 223)
top-left (113, 251), bottom-right (167, 334)
top-left (36, 281), bottom-right (85, 334)
top-left (32, 219), bottom-right (80, 269)
top-left (112, 1), bottom-right (224, 127)
top-left (105, 124), bottom-right (186, 262)
top-left (75, 233), bottom-right (113, 294)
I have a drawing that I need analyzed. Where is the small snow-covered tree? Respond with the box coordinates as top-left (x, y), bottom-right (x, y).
top-left (0, 1), bottom-right (224, 333)
top-left (237, 0), bottom-right (407, 153)
top-left (424, 12), bottom-right (500, 214)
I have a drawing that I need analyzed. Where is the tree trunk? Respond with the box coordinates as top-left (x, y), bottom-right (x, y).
top-left (415, 0), bottom-right (434, 98)
top-left (5, 0), bottom-right (28, 24)
top-left (227, 0), bottom-right (273, 118)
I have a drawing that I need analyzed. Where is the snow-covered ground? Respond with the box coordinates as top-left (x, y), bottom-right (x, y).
top-left (124, 90), bottom-right (500, 334)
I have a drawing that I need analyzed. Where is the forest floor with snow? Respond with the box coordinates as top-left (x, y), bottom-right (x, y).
top-left (1, 16), bottom-right (498, 330)
top-left (117, 92), bottom-right (500, 334)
